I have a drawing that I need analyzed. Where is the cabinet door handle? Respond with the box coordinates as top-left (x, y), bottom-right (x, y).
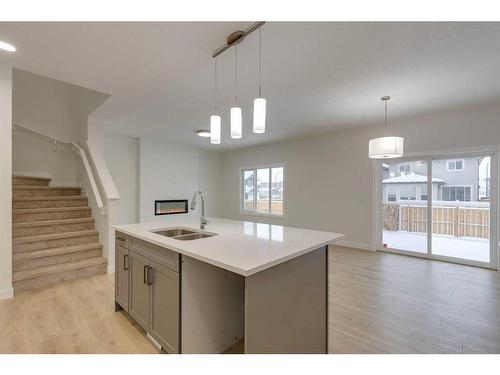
top-left (116, 236), bottom-right (126, 242)
top-left (143, 265), bottom-right (148, 284)
top-left (146, 266), bottom-right (153, 286)
top-left (123, 254), bottom-right (129, 270)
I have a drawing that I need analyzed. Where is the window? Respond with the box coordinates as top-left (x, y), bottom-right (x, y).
top-left (399, 185), bottom-right (416, 200)
top-left (441, 186), bottom-right (471, 201)
top-left (241, 166), bottom-right (284, 216)
top-left (399, 163), bottom-right (411, 174)
top-left (420, 184), bottom-right (428, 201)
top-left (387, 185), bottom-right (397, 202)
top-left (447, 159), bottom-right (464, 171)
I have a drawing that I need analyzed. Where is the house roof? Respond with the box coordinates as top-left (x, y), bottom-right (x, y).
top-left (383, 173), bottom-right (445, 184)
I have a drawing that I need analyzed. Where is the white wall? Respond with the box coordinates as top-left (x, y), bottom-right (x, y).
top-left (12, 69), bottom-right (108, 185)
top-left (199, 150), bottom-right (223, 218)
top-left (12, 130), bottom-right (79, 186)
top-left (104, 132), bottom-right (140, 224)
top-left (134, 137), bottom-right (223, 222)
top-left (0, 64), bottom-right (13, 299)
top-left (139, 138), bottom-right (201, 222)
top-left (13, 69), bottom-right (108, 142)
top-left (219, 101), bottom-right (500, 250)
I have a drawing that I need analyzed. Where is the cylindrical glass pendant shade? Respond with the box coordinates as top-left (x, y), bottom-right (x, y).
top-left (210, 115), bottom-right (221, 144)
top-left (230, 107), bottom-right (242, 139)
top-left (253, 97), bottom-right (266, 133)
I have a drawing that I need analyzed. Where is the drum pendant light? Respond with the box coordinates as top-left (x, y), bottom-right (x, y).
top-left (368, 96), bottom-right (404, 159)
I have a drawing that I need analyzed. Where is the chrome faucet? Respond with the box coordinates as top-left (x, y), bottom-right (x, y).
top-left (190, 191), bottom-right (207, 229)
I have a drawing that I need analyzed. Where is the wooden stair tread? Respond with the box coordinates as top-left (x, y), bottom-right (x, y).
top-left (13, 206), bottom-right (90, 214)
top-left (13, 243), bottom-right (103, 262)
top-left (13, 217), bottom-right (94, 228)
top-left (13, 229), bottom-right (98, 244)
top-left (13, 196), bottom-right (85, 201)
top-left (13, 256), bottom-right (107, 282)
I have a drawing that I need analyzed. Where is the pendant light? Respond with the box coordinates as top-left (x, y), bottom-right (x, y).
top-left (368, 96), bottom-right (404, 159)
top-left (210, 57), bottom-right (221, 144)
top-left (230, 46), bottom-right (243, 139)
top-left (253, 28), bottom-right (266, 133)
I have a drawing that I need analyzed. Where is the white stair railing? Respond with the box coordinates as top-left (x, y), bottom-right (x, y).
top-left (12, 123), bottom-right (106, 214)
top-left (71, 142), bottom-right (105, 214)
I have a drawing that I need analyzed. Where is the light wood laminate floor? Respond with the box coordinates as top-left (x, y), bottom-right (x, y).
top-left (0, 273), bottom-right (157, 353)
top-left (331, 246), bottom-right (500, 353)
top-left (1, 246), bottom-right (500, 353)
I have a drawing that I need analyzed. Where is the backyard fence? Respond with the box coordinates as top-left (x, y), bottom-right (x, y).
top-left (383, 200), bottom-right (490, 239)
top-left (244, 200), bottom-right (283, 214)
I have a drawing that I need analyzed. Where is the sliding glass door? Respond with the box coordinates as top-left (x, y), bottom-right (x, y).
top-left (382, 159), bottom-right (429, 254)
top-left (379, 152), bottom-right (497, 269)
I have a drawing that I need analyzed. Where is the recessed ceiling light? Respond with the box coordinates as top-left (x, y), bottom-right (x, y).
top-left (195, 129), bottom-right (211, 138)
top-left (0, 41), bottom-right (16, 52)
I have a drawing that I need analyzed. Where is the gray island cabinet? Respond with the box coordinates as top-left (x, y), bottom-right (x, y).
top-left (114, 217), bottom-right (343, 354)
top-left (115, 234), bottom-right (180, 353)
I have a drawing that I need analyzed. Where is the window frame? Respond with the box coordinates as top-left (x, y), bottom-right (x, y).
top-left (373, 149), bottom-right (498, 270)
top-left (447, 159), bottom-right (465, 171)
top-left (239, 163), bottom-right (285, 218)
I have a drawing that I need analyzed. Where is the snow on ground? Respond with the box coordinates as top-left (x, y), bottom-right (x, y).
top-left (383, 230), bottom-right (489, 263)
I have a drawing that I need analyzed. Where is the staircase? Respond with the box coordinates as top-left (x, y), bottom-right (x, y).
top-left (12, 175), bottom-right (107, 292)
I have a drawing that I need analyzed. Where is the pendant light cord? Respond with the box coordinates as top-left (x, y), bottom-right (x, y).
top-left (258, 27), bottom-right (262, 97)
top-left (234, 45), bottom-right (238, 104)
top-left (214, 56), bottom-right (218, 113)
top-left (384, 99), bottom-right (388, 137)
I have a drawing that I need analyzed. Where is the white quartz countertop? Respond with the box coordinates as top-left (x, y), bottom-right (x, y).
top-left (114, 217), bottom-right (344, 276)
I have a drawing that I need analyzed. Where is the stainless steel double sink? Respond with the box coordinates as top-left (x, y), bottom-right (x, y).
top-left (151, 227), bottom-right (217, 241)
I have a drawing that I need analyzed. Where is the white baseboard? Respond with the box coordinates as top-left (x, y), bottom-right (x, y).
top-left (0, 287), bottom-right (14, 300)
top-left (335, 240), bottom-right (375, 251)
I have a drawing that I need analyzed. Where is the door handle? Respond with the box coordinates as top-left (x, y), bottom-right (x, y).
top-left (144, 265), bottom-right (153, 286)
top-left (123, 254), bottom-right (129, 270)
top-left (146, 266), bottom-right (153, 286)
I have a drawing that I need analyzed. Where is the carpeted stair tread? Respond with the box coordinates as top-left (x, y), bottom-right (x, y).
top-left (13, 195), bottom-right (85, 201)
top-left (13, 229), bottom-right (98, 244)
top-left (13, 206), bottom-right (90, 214)
top-left (13, 256), bottom-right (107, 282)
top-left (13, 243), bottom-right (103, 262)
top-left (13, 217), bottom-right (94, 228)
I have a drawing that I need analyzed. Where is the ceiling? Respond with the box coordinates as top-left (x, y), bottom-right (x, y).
top-left (1, 22), bottom-right (500, 150)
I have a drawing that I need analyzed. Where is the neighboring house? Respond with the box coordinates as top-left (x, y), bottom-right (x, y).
top-left (244, 176), bottom-right (284, 200)
top-left (382, 173), bottom-right (444, 201)
top-left (383, 157), bottom-right (489, 202)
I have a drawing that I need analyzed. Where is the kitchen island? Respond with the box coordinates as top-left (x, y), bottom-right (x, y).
top-left (114, 217), bottom-right (343, 354)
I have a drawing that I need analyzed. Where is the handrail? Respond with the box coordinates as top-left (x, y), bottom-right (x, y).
top-left (71, 142), bottom-right (105, 213)
top-left (13, 123), bottom-right (106, 214)
top-left (13, 123), bottom-right (72, 145)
